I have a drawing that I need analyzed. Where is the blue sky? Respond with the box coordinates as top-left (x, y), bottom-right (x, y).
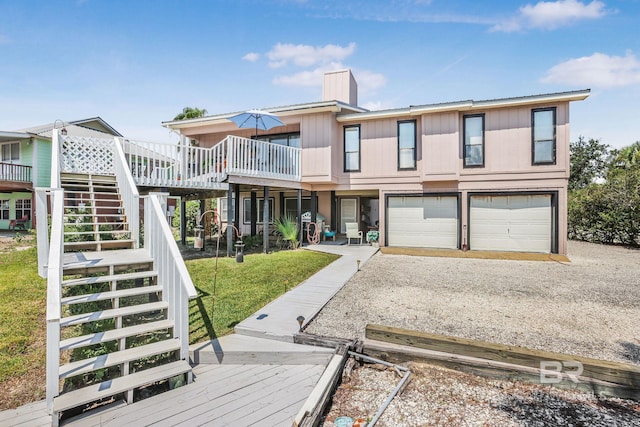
top-left (1, 0), bottom-right (639, 147)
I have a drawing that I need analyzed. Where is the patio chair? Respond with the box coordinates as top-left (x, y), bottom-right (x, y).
top-left (345, 222), bottom-right (363, 245)
top-left (9, 215), bottom-right (28, 231)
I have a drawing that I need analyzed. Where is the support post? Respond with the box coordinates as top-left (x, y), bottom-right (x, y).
top-left (310, 190), bottom-right (317, 224)
top-left (234, 184), bottom-right (240, 227)
top-left (297, 189), bottom-right (302, 247)
top-left (180, 198), bottom-right (187, 245)
top-left (250, 191), bottom-right (257, 236)
top-left (227, 186), bottom-right (233, 257)
top-left (199, 199), bottom-right (206, 251)
top-left (330, 190), bottom-right (337, 232)
top-left (263, 186), bottom-right (269, 253)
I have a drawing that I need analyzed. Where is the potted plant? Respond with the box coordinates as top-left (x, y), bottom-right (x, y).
top-left (366, 230), bottom-right (380, 247)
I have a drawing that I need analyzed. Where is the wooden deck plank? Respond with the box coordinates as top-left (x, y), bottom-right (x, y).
top-left (94, 365), bottom-right (284, 427)
top-left (0, 400), bottom-right (50, 426)
top-left (180, 365), bottom-right (324, 426)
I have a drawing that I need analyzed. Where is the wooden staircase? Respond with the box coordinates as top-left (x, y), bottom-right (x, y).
top-left (51, 173), bottom-right (192, 424)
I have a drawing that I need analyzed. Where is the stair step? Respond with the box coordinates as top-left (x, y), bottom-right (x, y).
top-left (61, 285), bottom-right (162, 306)
top-left (59, 338), bottom-right (181, 379)
top-left (62, 270), bottom-right (158, 287)
top-left (64, 230), bottom-right (131, 236)
top-left (53, 360), bottom-right (191, 414)
top-left (61, 301), bottom-right (168, 327)
top-left (64, 240), bottom-right (136, 250)
top-left (60, 319), bottom-right (174, 351)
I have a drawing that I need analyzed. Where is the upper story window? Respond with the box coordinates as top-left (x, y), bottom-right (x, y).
top-left (1, 142), bottom-right (19, 163)
top-left (463, 114), bottom-right (484, 167)
top-left (257, 133), bottom-right (300, 148)
top-left (398, 120), bottom-right (416, 170)
top-left (532, 108), bottom-right (556, 165)
top-left (344, 125), bottom-right (360, 172)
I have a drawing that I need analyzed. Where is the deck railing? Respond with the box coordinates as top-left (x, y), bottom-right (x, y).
top-left (227, 135), bottom-right (301, 181)
top-left (45, 189), bottom-right (64, 413)
top-left (0, 162), bottom-right (32, 183)
top-left (114, 138), bottom-right (140, 248)
top-left (143, 195), bottom-right (197, 360)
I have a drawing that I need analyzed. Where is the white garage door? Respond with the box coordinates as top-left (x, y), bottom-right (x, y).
top-left (387, 196), bottom-right (458, 248)
top-left (469, 195), bottom-right (551, 253)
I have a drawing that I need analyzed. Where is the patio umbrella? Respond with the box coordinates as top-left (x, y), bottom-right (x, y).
top-left (228, 109), bottom-right (284, 139)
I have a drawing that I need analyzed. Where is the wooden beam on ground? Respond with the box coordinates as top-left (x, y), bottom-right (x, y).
top-left (294, 345), bottom-right (350, 427)
top-left (294, 333), bottom-right (354, 349)
top-left (365, 324), bottom-right (640, 399)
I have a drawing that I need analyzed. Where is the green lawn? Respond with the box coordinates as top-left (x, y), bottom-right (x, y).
top-left (0, 247), bottom-right (47, 408)
top-left (0, 245), bottom-right (337, 409)
top-left (187, 249), bottom-right (338, 343)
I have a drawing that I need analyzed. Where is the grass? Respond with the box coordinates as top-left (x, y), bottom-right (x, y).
top-left (187, 249), bottom-right (339, 343)
top-left (0, 246), bottom-right (47, 409)
top-left (0, 239), bottom-right (338, 410)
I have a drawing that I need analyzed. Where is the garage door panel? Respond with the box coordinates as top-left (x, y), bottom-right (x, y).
top-left (388, 196), bottom-right (458, 249)
top-left (470, 195), bottom-right (551, 253)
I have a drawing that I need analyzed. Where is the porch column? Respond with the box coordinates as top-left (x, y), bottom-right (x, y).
top-left (263, 186), bottom-right (269, 253)
top-left (330, 190), bottom-right (336, 232)
top-left (199, 199), bottom-right (206, 251)
top-left (250, 191), bottom-right (257, 236)
top-left (180, 198), bottom-right (187, 245)
top-left (234, 184), bottom-right (240, 228)
top-left (227, 186), bottom-right (233, 257)
top-left (297, 189), bottom-right (302, 247)
top-left (310, 191), bottom-right (317, 224)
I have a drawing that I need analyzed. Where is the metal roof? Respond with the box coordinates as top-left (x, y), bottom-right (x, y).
top-left (17, 117), bottom-right (122, 138)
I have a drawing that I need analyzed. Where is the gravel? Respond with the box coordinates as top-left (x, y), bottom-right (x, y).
top-left (306, 240), bottom-right (640, 365)
top-left (308, 240), bottom-right (640, 425)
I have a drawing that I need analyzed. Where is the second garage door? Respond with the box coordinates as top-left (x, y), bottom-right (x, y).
top-left (469, 194), bottom-right (552, 253)
top-left (387, 195), bottom-right (458, 249)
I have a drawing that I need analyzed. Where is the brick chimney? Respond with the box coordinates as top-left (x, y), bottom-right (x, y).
top-left (322, 69), bottom-right (358, 106)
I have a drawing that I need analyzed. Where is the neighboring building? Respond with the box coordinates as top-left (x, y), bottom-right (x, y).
top-left (0, 118), bottom-right (121, 229)
top-left (163, 70), bottom-right (589, 255)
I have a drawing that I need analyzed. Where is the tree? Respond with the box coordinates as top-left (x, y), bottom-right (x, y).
top-left (569, 136), bottom-right (609, 191)
top-left (173, 107), bottom-right (208, 121)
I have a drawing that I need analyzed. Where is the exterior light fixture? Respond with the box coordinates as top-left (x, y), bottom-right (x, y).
top-left (357, 259), bottom-right (361, 271)
top-left (296, 315), bottom-right (305, 332)
top-left (53, 119), bottom-right (67, 136)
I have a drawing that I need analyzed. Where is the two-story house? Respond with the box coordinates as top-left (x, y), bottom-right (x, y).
top-left (164, 69), bottom-right (589, 255)
top-left (0, 118), bottom-right (121, 230)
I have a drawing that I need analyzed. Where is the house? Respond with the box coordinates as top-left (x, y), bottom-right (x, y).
top-left (163, 69), bottom-right (589, 255)
top-left (0, 118), bottom-right (121, 230)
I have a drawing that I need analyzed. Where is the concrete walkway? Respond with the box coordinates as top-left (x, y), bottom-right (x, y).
top-left (1, 243), bottom-right (378, 426)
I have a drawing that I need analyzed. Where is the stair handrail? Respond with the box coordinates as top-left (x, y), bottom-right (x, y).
top-left (143, 195), bottom-right (197, 360)
top-left (114, 138), bottom-right (140, 248)
top-left (45, 189), bottom-right (64, 413)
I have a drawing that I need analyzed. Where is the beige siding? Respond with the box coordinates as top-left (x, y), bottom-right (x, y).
top-left (423, 112), bottom-right (459, 178)
top-left (301, 113), bottom-right (335, 183)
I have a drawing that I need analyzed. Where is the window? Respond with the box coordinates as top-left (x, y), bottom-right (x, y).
top-left (464, 115), bottom-right (484, 167)
top-left (16, 199), bottom-right (31, 220)
top-left (0, 200), bottom-right (8, 220)
top-left (257, 133), bottom-right (300, 148)
top-left (219, 198), bottom-right (235, 222)
top-left (532, 108), bottom-right (556, 164)
top-left (344, 125), bottom-right (360, 172)
top-left (284, 197), bottom-right (311, 219)
top-left (398, 120), bottom-right (416, 170)
top-left (243, 197), bottom-right (275, 224)
top-left (1, 142), bottom-right (19, 163)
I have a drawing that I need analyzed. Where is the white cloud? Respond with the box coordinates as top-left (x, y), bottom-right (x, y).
top-left (242, 52), bottom-right (260, 62)
top-left (355, 70), bottom-right (387, 94)
top-left (266, 42), bottom-right (356, 68)
top-left (492, 0), bottom-right (607, 32)
top-left (272, 63), bottom-right (386, 94)
top-left (542, 51), bottom-right (640, 88)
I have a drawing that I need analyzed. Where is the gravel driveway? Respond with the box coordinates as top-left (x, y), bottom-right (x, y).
top-left (306, 240), bottom-right (640, 365)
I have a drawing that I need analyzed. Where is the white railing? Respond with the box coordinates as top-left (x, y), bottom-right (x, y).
top-left (114, 139), bottom-right (140, 248)
top-left (45, 189), bottom-right (64, 413)
top-left (121, 138), bottom-right (228, 189)
top-left (60, 136), bottom-right (114, 175)
top-left (35, 188), bottom-right (50, 278)
top-left (143, 195), bottom-right (197, 360)
top-left (227, 135), bottom-right (301, 181)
